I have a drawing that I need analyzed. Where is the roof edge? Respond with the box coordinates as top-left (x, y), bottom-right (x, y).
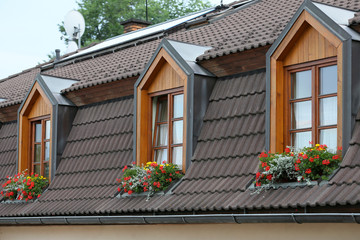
top-left (0, 213), bottom-right (360, 225)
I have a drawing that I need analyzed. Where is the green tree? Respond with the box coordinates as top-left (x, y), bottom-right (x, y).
top-left (59, 0), bottom-right (212, 47)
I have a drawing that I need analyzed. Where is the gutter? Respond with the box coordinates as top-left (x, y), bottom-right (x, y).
top-left (0, 213), bottom-right (360, 225)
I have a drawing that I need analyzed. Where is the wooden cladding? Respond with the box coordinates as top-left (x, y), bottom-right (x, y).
top-left (64, 77), bottom-right (137, 106)
top-left (18, 82), bottom-right (52, 180)
top-left (136, 48), bottom-right (187, 172)
top-left (269, 10), bottom-right (343, 153)
top-left (148, 62), bottom-right (184, 93)
top-left (283, 24), bottom-right (337, 66)
top-left (198, 45), bottom-right (270, 77)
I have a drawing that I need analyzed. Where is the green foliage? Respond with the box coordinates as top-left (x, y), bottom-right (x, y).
top-left (59, 0), bottom-right (212, 47)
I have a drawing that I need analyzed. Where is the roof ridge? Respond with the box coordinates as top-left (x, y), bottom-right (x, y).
top-left (209, 90), bottom-right (265, 102)
top-left (183, 173), bottom-right (254, 181)
top-left (72, 114), bottom-right (133, 126)
top-left (203, 110), bottom-right (265, 122)
top-left (0, 135), bottom-right (17, 140)
top-left (60, 148), bottom-right (133, 160)
top-left (55, 166), bottom-right (124, 176)
top-left (192, 152), bottom-right (261, 162)
top-left (47, 183), bottom-right (117, 191)
top-left (66, 131), bottom-right (132, 143)
top-left (197, 130), bottom-right (265, 142)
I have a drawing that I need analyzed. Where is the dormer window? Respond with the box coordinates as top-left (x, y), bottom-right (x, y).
top-left (286, 58), bottom-right (337, 150)
top-left (18, 74), bottom-right (77, 182)
top-left (31, 117), bottom-right (51, 179)
top-left (151, 90), bottom-right (184, 167)
top-left (265, 4), bottom-right (353, 153)
top-left (134, 39), bottom-right (215, 172)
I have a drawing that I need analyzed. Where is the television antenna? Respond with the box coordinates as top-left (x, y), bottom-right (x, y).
top-left (63, 10), bottom-right (85, 53)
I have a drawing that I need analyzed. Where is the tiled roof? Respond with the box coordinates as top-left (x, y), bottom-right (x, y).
top-left (40, 0), bottom-right (359, 94)
top-left (0, 70), bottom-right (360, 216)
top-left (0, 68), bottom-right (40, 108)
top-left (0, 0), bottom-right (359, 218)
top-left (0, 1), bottom-right (358, 105)
top-left (349, 12), bottom-right (360, 25)
top-left (0, 122), bottom-right (17, 183)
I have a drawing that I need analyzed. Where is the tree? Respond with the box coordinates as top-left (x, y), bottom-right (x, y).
top-left (59, 0), bottom-right (212, 47)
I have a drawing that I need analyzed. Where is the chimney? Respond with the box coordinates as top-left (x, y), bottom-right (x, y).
top-left (120, 19), bottom-right (151, 33)
top-left (55, 49), bottom-right (61, 62)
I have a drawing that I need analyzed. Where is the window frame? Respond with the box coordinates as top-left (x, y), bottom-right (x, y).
top-left (149, 87), bottom-right (184, 165)
top-left (29, 115), bottom-right (51, 179)
top-left (285, 57), bottom-right (338, 148)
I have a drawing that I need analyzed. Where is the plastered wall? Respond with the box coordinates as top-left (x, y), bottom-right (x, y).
top-left (1, 223), bottom-right (360, 240)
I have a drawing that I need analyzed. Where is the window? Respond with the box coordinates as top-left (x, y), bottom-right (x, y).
top-left (30, 117), bottom-right (51, 179)
top-left (151, 90), bottom-right (184, 168)
top-left (286, 58), bottom-right (337, 150)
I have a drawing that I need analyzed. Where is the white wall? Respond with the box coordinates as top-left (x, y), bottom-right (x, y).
top-left (1, 223), bottom-right (360, 240)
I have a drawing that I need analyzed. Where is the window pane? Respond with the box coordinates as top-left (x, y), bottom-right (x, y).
top-left (320, 128), bottom-right (337, 152)
top-left (34, 144), bottom-right (41, 163)
top-left (320, 97), bottom-right (337, 126)
top-left (44, 162), bottom-right (49, 179)
top-left (173, 120), bottom-right (183, 144)
top-left (158, 98), bottom-right (168, 122)
top-left (291, 131), bottom-right (311, 150)
top-left (173, 94), bottom-right (184, 118)
top-left (45, 120), bottom-right (51, 140)
top-left (155, 149), bottom-right (167, 164)
top-left (156, 124), bottom-right (168, 146)
top-left (291, 70), bottom-right (311, 99)
top-left (34, 165), bottom-right (41, 175)
top-left (291, 101), bottom-right (312, 129)
top-left (45, 142), bottom-right (50, 162)
top-left (35, 123), bottom-right (42, 142)
top-left (320, 65), bottom-right (337, 95)
top-left (172, 147), bottom-right (183, 167)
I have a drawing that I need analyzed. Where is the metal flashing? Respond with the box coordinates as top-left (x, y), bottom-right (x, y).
top-left (313, 2), bottom-right (356, 26)
top-left (0, 213), bottom-right (360, 225)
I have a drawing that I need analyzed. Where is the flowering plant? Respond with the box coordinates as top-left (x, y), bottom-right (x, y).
top-left (254, 144), bottom-right (341, 193)
top-left (116, 161), bottom-right (183, 198)
top-left (1, 171), bottom-right (48, 201)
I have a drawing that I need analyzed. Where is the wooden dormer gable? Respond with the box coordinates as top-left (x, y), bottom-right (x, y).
top-left (266, 0), bottom-right (355, 154)
top-left (18, 74), bottom-right (77, 181)
top-left (134, 39), bottom-right (215, 171)
top-left (18, 80), bottom-right (53, 177)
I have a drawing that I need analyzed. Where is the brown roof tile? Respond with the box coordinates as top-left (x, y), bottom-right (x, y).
top-left (0, 122), bottom-right (17, 182)
top-left (41, 0), bottom-right (358, 93)
top-left (0, 68), bottom-right (40, 108)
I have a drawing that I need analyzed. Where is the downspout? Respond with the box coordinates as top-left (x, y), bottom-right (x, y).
top-left (1, 213), bottom-right (360, 225)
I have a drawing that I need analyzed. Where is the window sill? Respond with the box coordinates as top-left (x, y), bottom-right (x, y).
top-left (117, 178), bottom-right (182, 199)
top-left (1, 199), bottom-right (35, 204)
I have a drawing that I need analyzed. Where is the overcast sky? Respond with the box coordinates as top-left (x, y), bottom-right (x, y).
top-left (0, 0), bottom-right (230, 80)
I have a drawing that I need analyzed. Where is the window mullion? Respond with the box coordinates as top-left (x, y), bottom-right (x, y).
top-left (312, 66), bottom-right (317, 144)
top-left (168, 94), bottom-right (172, 163)
top-left (41, 119), bottom-right (45, 177)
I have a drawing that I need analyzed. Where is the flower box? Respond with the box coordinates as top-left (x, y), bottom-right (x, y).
top-left (1, 171), bottom-right (48, 202)
top-left (252, 144), bottom-right (341, 194)
top-left (116, 161), bottom-right (183, 200)
top-left (118, 178), bottom-right (182, 199)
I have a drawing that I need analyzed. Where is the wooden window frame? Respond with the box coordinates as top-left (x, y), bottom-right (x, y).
top-left (149, 87), bottom-right (184, 164)
top-left (29, 116), bottom-right (50, 179)
top-left (285, 57), bottom-right (337, 147)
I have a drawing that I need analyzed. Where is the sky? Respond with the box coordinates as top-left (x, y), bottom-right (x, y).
top-left (0, 0), bottom-right (231, 80)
